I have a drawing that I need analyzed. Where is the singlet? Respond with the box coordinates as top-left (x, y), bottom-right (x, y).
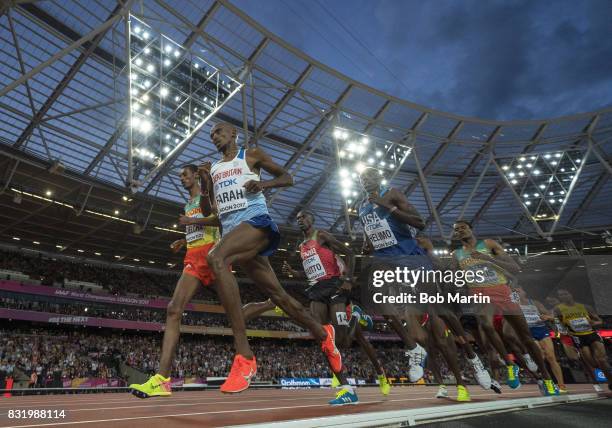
top-left (557, 302), bottom-right (594, 336)
top-left (454, 240), bottom-right (508, 288)
top-left (358, 187), bottom-right (424, 257)
top-left (184, 195), bottom-right (218, 249)
top-left (520, 299), bottom-right (547, 328)
top-left (299, 231), bottom-right (342, 285)
top-left (210, 147), bottom-right (269, 235)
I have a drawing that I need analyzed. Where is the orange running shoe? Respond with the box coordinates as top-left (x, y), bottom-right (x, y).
top-left (220, 354), bottom-right (257, 393)
top-left (321, 324), bottom-right (342, 373)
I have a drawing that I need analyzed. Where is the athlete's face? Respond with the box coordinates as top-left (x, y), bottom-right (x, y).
top-left (557, 289), bottom-right (573, 304)
top-left (296, 211), bottom-right (313, 231)
top-left (359, 169), bottom-right (382, 193)
top-left (545, 296), bottom-right (560, 308)
top-left (210, 123), bottom-right (236, 152)
top-left (179, 168), bottom-right (197, 190)
top-left (453, 222), bottom-right (473, 240)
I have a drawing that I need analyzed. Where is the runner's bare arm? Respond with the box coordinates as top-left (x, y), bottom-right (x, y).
top-left (484, 239), bottom-right (520, 275)
top-left (170, 239), bottom-right (187, 253)
top-left (585, 304), bottom-right (603, 327)
top-left (180, 215), bottom-right (221, 227)
top-left (244, 147), bottom-right (293, 192)
top-left (384, 188), bottom-right (425, 230)
top-left (282, 260), bottom-right (307, 279)
top-left (318, 230), bottom-right (355, 281)
top-left (535, 300), bottom-right (554, 321)
top-left (197, 162), bottom-right (215, 216)
top-left (362, 233), bottom-right (374, 255)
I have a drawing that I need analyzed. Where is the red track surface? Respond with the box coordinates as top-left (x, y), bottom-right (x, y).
top-left (0, 384), bottom-right (604, 427)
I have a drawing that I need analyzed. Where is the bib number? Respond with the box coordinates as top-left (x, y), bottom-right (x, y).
top-left (214, 175), bottom-right (249, 215)
top-left (569, 317), bottom-right (591, 333)
top-left (185, 225), bottom-right (204, 243)
top-left (303, 253), bottom-right (327, 283)
top-left (336, 311), bottom-right (349, 326)
top-left (363, 218), bottom-right (397, 250)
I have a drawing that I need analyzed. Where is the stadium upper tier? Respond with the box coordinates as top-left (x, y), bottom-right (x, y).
top-left (1, 0), bottom-right (611, 248)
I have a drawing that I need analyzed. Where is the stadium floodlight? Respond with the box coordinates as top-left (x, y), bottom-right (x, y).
top-left (493, 148), bottom-right (590, 236)
top-left (126, 15), bottom-right (243, 189)
top-left (332, 126), bottom-right (413, 211)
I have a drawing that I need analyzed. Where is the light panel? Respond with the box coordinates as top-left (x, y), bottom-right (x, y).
top-left (127, 15), bottom-right (242, 185)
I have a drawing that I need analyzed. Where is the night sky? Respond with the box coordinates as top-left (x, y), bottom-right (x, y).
top-left (233, 0), bottom-right (612, 121)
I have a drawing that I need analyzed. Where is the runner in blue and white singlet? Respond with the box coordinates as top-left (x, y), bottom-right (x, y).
top-left (199, 122), bottom-right (346, 404)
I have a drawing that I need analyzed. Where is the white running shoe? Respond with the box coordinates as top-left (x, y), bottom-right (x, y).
top-left (436, 385), bottom-right (448, 398)
top-left (490, 379), bottom-right (502, 394)
top-left (468, 355), bottom-right (492, 390)
top-left (593, 384), bottom-right (603, 392)
top-left (523, 354), bottom-right (538, 372)
top-left (405, 344), bottom-right (428, 382)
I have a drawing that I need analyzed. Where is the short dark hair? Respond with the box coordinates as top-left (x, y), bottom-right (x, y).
top-left (182, 164), bottom-right (198, 174)
top-left (297, 210), bottom-right (315, 222)
top-left (454, 219), bottom-right (473, 229)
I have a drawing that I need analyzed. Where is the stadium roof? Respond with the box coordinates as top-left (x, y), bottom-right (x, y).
top-left (1, 0), bottom-right (612, 247)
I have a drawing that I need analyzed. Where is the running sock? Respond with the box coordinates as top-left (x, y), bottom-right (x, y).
top-left (341, 384), bottom-right (354, 393)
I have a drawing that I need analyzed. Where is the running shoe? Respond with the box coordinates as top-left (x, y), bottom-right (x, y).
top-left (467, 355), bottom-right (492, 390)
top-left (456, 385), bottom-right (471, 402)
top-left (129, 374), bottom-right (171, 399)
top-left (558, 384), bottom-right (568, 394)
top-left (328, 387), bottom-right (359, 405)
top-left (378, 374), bottom-right (391, 396)
top-left (331, 373), bottom-right (341, 388)
top-left (523, 353), bottom-right (538, 372)
top-left (506, 363), bottom-right (521, 389)
top-left (490, 379), bottom-right (502, 394)
top-left (321, 324), bottom-right (342, 373)
top-left (405, 343), bottom-right (428, 382)
top-left (543, 379), bottom-right (559, 396)
top-left (220, 354), bottom-right (257, 393)
top-left (351, 304), bottom-right (374, 330)
top-left (593, 384), bottom-right (603, 392)
top-left (436, 385), bottom-right (448, 398)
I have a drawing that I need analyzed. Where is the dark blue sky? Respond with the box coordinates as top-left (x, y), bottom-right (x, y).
top-left (232, 0), bottom-right (612, 121)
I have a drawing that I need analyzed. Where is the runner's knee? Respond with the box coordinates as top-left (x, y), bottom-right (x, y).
top-left (166, 300), bottom-right (182, 321)
top-left (206, 247), bottom-right (226, 273)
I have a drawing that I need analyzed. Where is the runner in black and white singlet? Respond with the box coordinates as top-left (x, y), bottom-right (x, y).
top-left (200, 123), bottom-right (344, 402)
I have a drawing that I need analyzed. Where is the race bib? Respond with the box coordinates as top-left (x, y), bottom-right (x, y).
top-left (521, 305), bottom-right (542, 325)
top-left (301, 247), bottom-right (327, 284)
top-left (569, 317), bottom-right (591, 333)
top-left (185, 224), bottom-right (204, 243)
top-left (214, 175), bottom-right (249, 215)
top-left (362, 213), bottom-right (397, 250)
top-left (336, 311), bottom-right (349, 326)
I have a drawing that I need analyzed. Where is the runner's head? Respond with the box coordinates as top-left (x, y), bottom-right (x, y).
top-left (557, 288), bottom-right (574, 305)
top-left (210, 122), bottom-right (237, 153)
top-left (453, 219), bottom-right (474, 241)
top-left (180, 164), bottom-right (199, 190)
top-left (545, 295), bottom-right (560, 309)
top-left (359, 167), bottom-right (383, 193)
top-left (296, 210), bottom-right (315, 232)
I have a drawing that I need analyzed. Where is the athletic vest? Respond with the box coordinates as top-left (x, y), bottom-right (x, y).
top-left (520, 299), bottom-right (546, 328)
top-left (299, 231), bottom-right (341, 285)
top-left (557, 302), bottom-right (594, 336)
top-left (454, 240), bottom-right (508, 288)
top-left (184, 195), bottom-right (218, 249)
top-left (210, 147), bottom-right (268, 234)
top-left (358, 187), bottom-right (423, 256)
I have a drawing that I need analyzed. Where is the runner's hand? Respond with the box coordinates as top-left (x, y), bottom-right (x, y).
top-left (282, 260), bottom-right (295, 277)
top-left (170, 239), bottom-right (186, 253)
top-left (197, 162), bottom-right (212, 177)
top-left (179, 214), bottom-right (195, 225)
top-left (243, 180), bottom-right (264, 193)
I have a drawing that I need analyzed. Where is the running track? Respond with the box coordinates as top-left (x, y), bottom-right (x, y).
top-left (0, 385), bottom-right (606, 427)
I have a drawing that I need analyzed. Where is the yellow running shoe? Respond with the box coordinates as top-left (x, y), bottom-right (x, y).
top-left (274, 306), bottom-right (286, 316)
top-left (331, 373), bottom-right (341, 388)
top-left (378, 374), bottom-right (391, 396)
top-left (456, 385), bottom-right (471, 402)
top-left (130, 374), bottom-right (171, 399)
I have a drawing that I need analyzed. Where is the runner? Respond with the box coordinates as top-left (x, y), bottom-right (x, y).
top-left (554, 288), bottom-right (612, 390)
top-left (129, 164), bottom-right (219, 398)
top-left (202, 122), bottom-right (348, 404)
top-left (282, 209), bottom-right (390, 396)
top-left (517, 286), bottom-right (567, 393)
top-left (357, 167), bottom-right (429, 385)
top-left (451, 220), bottom-right (558, 396)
